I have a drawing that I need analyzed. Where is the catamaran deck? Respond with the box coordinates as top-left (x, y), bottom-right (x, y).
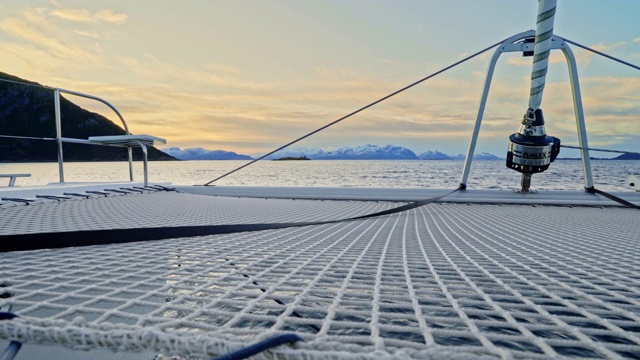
top-left (1, 185), bottom-right (639, 359)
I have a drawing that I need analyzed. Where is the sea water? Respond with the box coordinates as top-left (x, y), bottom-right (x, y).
top-left (1, 159), bottom-right (637, 192)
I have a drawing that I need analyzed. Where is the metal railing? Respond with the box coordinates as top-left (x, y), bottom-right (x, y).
top-left (51, 87), bottom-right (133, 183)
top-left (459, 31), bottom-right (594, 190)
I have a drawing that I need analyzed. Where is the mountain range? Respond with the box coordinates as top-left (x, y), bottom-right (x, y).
top-left (162, 147), bottom-right (252, 160)
top-left (164, 145), bottom-right (503, 161)
top-left (163, 145), bottom-right (639, 161)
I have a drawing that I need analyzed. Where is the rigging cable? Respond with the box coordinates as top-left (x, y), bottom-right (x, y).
top-left (0, 78), bottom-right (48, 89)
top-left (202, 39), bottom-right (507, 186)
top-left (0, 135), bottom-right (56, 141)
top-left (560, 37), bottom-right (640, 72)
top-left (558, 143), bottom-right (639, 209)
top-left (559, 145), bottom-right (640, 155)
top-left (587, 187), bottom-right (640, 210)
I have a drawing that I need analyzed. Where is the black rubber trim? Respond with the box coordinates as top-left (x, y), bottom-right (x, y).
top-left (0, 189), bottom-right (457, 252)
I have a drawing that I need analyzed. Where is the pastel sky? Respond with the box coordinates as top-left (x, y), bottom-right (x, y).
top-left (1, 0), bottom-right (639, 157)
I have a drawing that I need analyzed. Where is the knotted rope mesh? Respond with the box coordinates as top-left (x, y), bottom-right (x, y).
top-left (1, 191), bottom-right (639, 359)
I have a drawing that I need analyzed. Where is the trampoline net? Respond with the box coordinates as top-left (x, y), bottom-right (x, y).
top-left (1, 193), bottom-right (639, 359)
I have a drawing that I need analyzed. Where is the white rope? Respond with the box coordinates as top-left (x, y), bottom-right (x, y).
top-left (2, 202), bottom-right (639, 358)
top-left (435, 204), bottom-right (640, 356)
top-left (427, 205), bottom-right (629, 358)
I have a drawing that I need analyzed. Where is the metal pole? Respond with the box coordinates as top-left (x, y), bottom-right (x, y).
top-left (459, 47), bottom-right (502, 189)
top-left (54, 88), bottom-right (65, 183)
top-left (135, 141), bottom-right (149, 186)
top-left (561, 45), bottom-right (594, 189)
top-left (459, 30), bottom-right (536, 189)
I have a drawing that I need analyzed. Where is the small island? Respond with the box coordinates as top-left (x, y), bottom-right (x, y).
top-left (273, 156), bottom-right (310, 161)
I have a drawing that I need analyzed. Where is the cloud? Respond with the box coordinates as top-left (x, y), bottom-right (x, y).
top-left (0, 15), bottom-right (97, 61)
top-left (94, 10), bottom-right (128, 25)
top-left (0, 4), bottom-right (124, 73)
top-left (74, 30), bottom-right (102, 39)
top-left (48, 2), bottom-right (127, 25)
top-left (590, 41), bottom-right (627, 52)
top-left (49, 8), bottom-right (92, 22)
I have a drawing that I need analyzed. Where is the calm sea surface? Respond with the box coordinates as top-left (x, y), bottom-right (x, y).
top-left (1, 159), bottom-right (637, 192)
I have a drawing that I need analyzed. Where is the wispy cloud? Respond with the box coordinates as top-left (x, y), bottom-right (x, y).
top-left (0, 14), bottom-right (97, 61)
top-left (73, 30), bottom-right (102, 39)
top-left (48, 1), bottom-right (127, 25)
top-left (0, 2), bottom-right (128, 74)
top-left (49, 8), bottom-right (92, 22)
top-left (94, 10), bottom-right (128, 25)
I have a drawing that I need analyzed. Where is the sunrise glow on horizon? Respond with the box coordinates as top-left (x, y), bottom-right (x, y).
top-left (1, 0), bottom-right (639, 158)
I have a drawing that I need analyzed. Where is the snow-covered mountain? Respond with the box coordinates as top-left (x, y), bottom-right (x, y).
top-left (260, 147), bottom-right (327, 160)
top-left (418, 150), bottom-right (450, 160)
top-left (166, 145), bottom-right (502, 161)
top-left (474, 152), bottom-right (502, 160)
top-left (262, 144), bottom-right (418, 160)
top-left (162, 147), bottom-right (253, 160)
top-left (450, 152), bottom-right (502, 160)
top-left (318, 144), bottom-right (418, 160)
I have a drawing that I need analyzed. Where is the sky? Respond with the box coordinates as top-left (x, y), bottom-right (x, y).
top-left (1, 0), bottom-right (639, 158)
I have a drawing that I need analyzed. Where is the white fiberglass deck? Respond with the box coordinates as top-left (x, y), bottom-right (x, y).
top-left (1, 188), bottom-right (639, 359)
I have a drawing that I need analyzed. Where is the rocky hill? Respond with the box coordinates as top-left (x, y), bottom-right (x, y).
top-left (0, 71), bottom-right (175, 162)
top-left (613, 152), bottom-right (640, 160)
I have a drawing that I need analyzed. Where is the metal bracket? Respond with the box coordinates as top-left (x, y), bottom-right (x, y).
top-left (459, 30), bottom-right (593, 190)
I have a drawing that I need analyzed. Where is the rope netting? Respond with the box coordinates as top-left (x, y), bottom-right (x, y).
top-left (1, 192), bottom-right (639, 359)
top-left (0, 191), bottom-right (401, 235)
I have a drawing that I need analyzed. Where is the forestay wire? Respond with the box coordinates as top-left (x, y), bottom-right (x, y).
top-left (202, 39), bottom-right (507, 186)
top-left (560, 144), bottom-right (640, 156)
top-left (561, 37), bottom-right (640, 72)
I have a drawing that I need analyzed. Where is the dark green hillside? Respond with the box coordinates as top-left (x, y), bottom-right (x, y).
top-left (0, 71), bottom-right (175, 162)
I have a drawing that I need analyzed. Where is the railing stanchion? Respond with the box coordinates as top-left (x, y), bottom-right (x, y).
top-left (54, 88), bottom-right (65, 183)
top-left (561, 45), bottom-right (593, 189)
